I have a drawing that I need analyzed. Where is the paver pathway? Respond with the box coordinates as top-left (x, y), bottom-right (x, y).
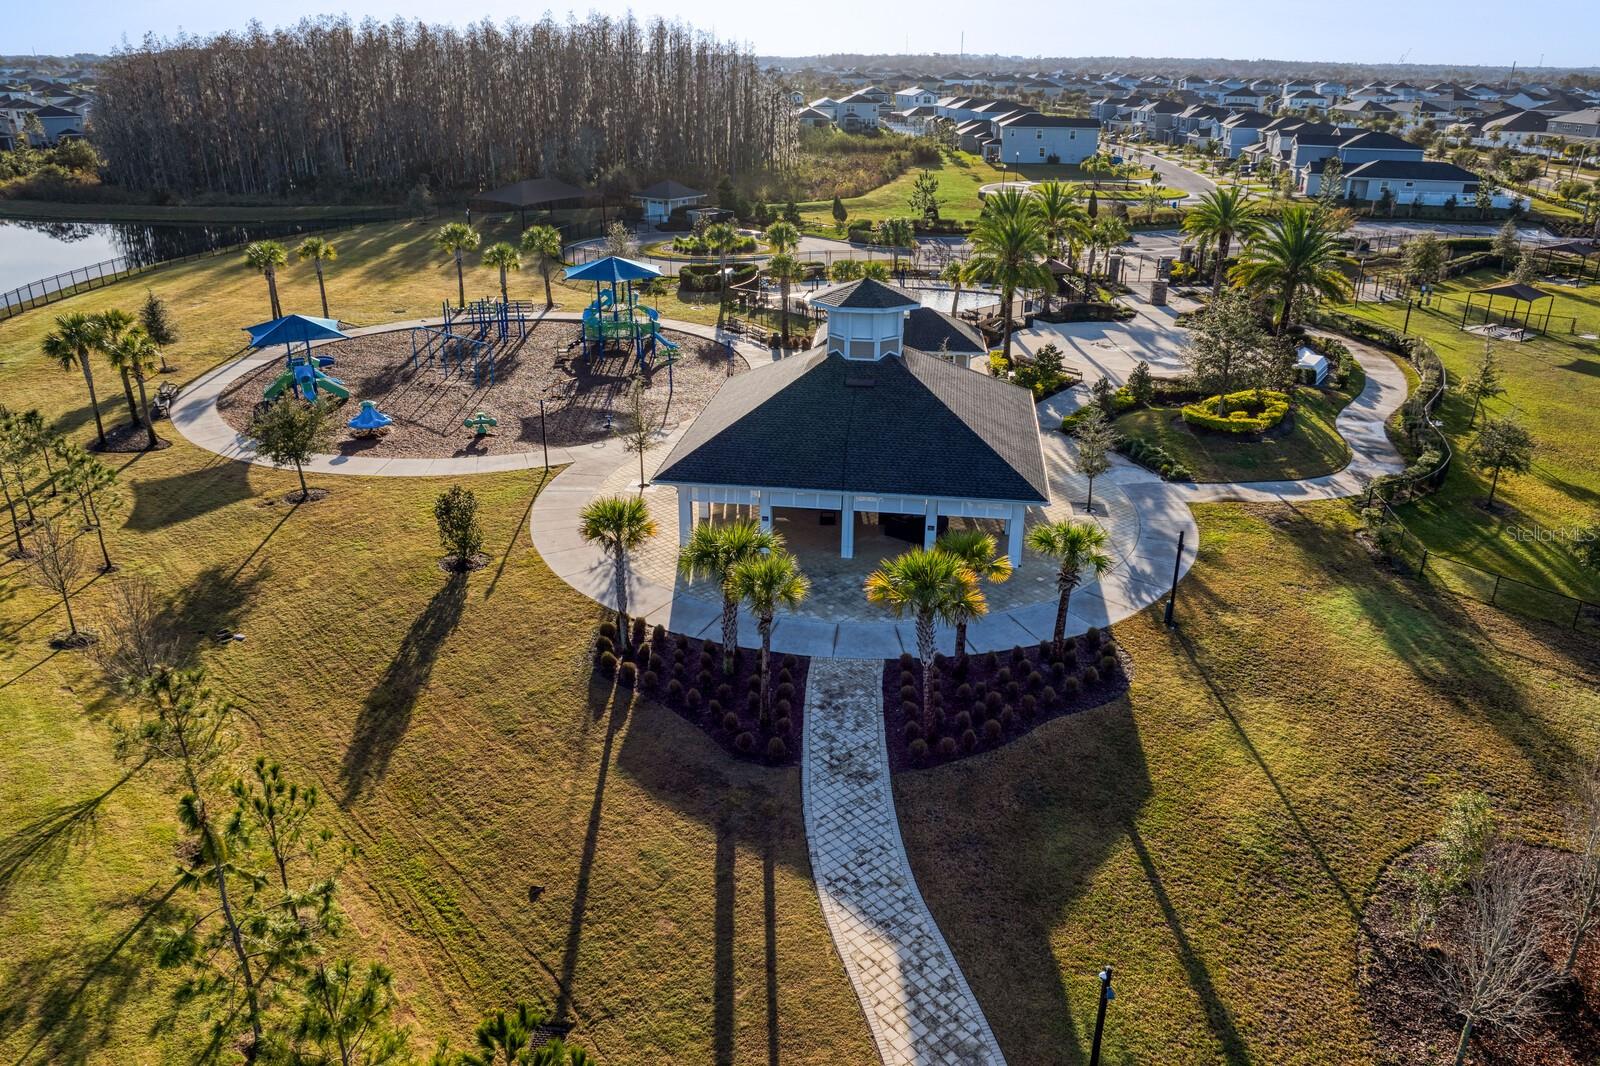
top-left (803, 658), bottom-right (1006, 1066)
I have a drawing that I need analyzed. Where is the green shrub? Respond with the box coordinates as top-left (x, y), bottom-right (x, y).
top-left (1181, 389), bottom-right (1290, 434)
top-left (1060, 388), bottom-right (1135, 433)
top-left (1117, 436), bottom-right (1193, 481)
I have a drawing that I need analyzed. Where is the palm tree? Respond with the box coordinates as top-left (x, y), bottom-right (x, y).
top-left (965, 189), bottom-right (1051, 361)
top-left (1032, 180), bottom-right (1086, 260)
top-left (763, 219), bottom-right (800, 255)
top-left (876, 217), bottom-right (915, 275)
top-left (295, 236), bottom-right (339, 318)
top-left (244, 240), bottom-right (289, 319)
top-left (1026, 520), bottom-right (1113, 655)
top-left (677, 520), bottom-right (779, 674)
top-left (1231, 204), bottom-right (1353, 333)
top-left (1184, 188), bottom-right (1263, 298)
top-left (865, 547), bottom-right (984, 733)
top-left (105, 326), bottom-right (162, 449)
top-left (939, 259), bottom-right (966, 314)
top-left (704, 221), bottom-right (740, 327)
top-left (765, 253), bottom-right (806, 348)
top-left (520, 224), bottom-right (564, 310)
top-left (90, 309), bottom-right (141, 426)
top-left (729, 549), bottom-right (809, 721)
top-left (936, 529), bottom-right (1013, 658)
top-left (578, 495), bottom-right (656, 652)
top-left (434, 222), bottom-right (482, 308)
top-left (481, 242), bottom-right (522, 303)
top-left (41, 312), bottom-right (107, 449)
top-left (1083, 153), bottom-right (1111, 189)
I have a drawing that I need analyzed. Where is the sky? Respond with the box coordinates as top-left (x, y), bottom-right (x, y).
top-left (9, 0), bottom-right (1600, 69)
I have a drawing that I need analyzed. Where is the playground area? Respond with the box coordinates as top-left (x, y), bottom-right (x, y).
top-left (216, 318), bottom-right (741, 458)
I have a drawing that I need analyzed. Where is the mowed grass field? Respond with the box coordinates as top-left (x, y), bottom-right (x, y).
top-left (1341, 272), bottom-right (1600, 602)
top-left (795, 150), bottom-right (1183, 230)
top-left (0, 236), bottom-right (875, 1063)
top-left (897, 502), bottom-right (1600, 1064)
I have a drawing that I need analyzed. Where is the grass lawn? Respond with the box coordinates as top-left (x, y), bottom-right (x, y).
top-left (897, 500), bottom-right (1600, 1065)
top-left (795, 151), bottom-right (1183, 231)
top-left (1113, 372), bottom-right (1363, 483)
top-left (1340, 272), bottom-right (1600, 602)
top-left (0, 249), bottom-right (874, 1063)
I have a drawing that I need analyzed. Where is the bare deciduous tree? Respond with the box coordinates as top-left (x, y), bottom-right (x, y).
top-left (92, 574), bottom-right (179, 687)
top-left (614, 376), bottom-right (660, 495)
top-left (1426, 844), bottom-right (1561, 1066)
top-left (30, 516), bottom-right (90, 646)
top-left (1563, 758), bottom-right (1600, 975)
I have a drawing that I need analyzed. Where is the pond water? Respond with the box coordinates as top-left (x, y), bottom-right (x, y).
top-left (0, 218), bottom-right (344, 300)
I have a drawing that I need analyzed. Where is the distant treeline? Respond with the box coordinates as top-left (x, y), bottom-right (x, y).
top-left (92, 15), bottom-right (795, 198)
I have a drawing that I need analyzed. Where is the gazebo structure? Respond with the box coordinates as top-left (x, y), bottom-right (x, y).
top-left (654, 278), bottom-right (1044, 566)
top-left (1459, 281), bottom-right (1555, 336)
top-left (1539, 239), bottom-right (1600, 282)
top-left (470, 177), bottom-right (585, 229)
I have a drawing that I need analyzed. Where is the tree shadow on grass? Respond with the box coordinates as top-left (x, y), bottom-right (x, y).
top-left (0, 878), bottom-right (184, 1066)
top-left (0, 759), bottom-right (147, 907)
top-left (339, 572), bottom-right (467, 804)
top-left (554, 679), bottom-right (632, 1026)
top-left (889, 693), bottom-right (1152, 1066)
top-left (125, 456), bottom-right (256, 532)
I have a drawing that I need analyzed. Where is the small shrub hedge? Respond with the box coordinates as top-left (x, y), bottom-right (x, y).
top-left (1060, 387), bottom-right (1136, 433)
top-left (1181, 389), bottom-right (1290, 434)
top-left (669, 233), bottom-right (759, 256)
top-left (1117, 436), bottom-right (1193, 481)
top-left (679, 262), bottom-right (759, 292)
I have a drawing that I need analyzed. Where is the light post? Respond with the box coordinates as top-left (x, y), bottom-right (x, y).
top-left (538, 397), bottom-right (549, 474)
top-left (1164, 529), bottom-right (1185, 627)
top-left (1088, 965), bottom-right (1115, 1066)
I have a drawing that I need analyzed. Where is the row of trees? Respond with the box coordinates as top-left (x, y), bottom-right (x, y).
top-left (579, 485), bottom-right (1116, 738)
top-left (42, 298), bottom-right (178, 452)
top-left (93, 15), bottom-right (794, 197)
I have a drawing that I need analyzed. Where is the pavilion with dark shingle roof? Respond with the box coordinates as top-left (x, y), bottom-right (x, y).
top-left (654, 277), bottom-right (1047, 563)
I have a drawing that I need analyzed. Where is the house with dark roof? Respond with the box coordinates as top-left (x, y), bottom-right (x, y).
top-left (1218, 110), bottom-right (1274, 157)
top-left (1477, 108), bottom-right (1548, 147)
top-left (653, 278), bottom-right (1048, 565)
top-left (632, 180), bottom-right (706, 223)
top-left (1548, 108), bottom-right (1600, 142)
top-left (992, 112), bottom-right (1099, 164)
top-left (1339, 159), bottom-right (1508, 208)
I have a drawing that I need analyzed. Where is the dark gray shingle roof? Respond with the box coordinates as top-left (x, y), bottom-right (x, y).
top-left (653, 350), bottom-right (1049, 504)
top-left (810, 277), bottom-right (920, 309)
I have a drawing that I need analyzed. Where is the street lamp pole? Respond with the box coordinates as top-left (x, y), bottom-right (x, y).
top-left (539, 398), bottom-right (549, 474)
top-left (1164, 529), bottom-right (1185, 627)
top-left (1088, 965), bottom-right (1115, 1066)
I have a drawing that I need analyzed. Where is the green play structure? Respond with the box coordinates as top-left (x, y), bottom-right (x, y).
top-left (566, 255), bottom-right (680, 370)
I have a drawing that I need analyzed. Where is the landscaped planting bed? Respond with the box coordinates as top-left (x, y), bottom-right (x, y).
top-left (1181, 389), bottom-right (1290, 433)
top-left (596, 621), bottom-right (808, 766)
top-left (883, 631), bottom-right (1128, 771)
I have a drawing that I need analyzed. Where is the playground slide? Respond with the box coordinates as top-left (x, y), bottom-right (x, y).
top-left (313, 372), bottom-right (351, 401)
top-left (653, 330), bottom-right (679, 352)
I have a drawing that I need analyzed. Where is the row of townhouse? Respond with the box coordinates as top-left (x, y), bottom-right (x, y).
top-left (0, 72), bottom-right (95, 150)
top-left (794, 87), bottom-right (1101, 163)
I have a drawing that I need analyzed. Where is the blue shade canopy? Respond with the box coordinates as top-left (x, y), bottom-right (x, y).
top-left (243, 314), bottom-right (349, 349)
top-left (563, 256), bottom-right (662, 283)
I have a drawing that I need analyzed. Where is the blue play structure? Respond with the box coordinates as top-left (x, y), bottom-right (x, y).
top-left (406, 297), bottom-right (538, 386)
top-left (347, 399), bottom-right (393, 437)
top-left (564, 255), bottom-right (679, 371)
top-left (245, 314), bottom-right (352, 402)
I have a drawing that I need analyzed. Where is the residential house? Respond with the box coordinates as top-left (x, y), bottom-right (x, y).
top-left (1218, 110), bottom-right (1274, 157)
top-left (1476, 108), bottom-right (1548, 148)
top-left (1548, 108), bottom-right (1600, 142)
top-left (1340, 160), bottom-right (1507, 208)
top-left (794, 106), bottom-right (833, 130)
top-left (1221, 85), bottom-right (1268, 110)
top-left (835, 89), bottom-right (887, 131)
top-left (632, 180), bottom-right (706, 223)
top-left (1283, 88), bottom-right (1332, 112)
top-left (1329, 99), bottom-right (1396, 124)
top-left (1131, 98), bottom-right (1185, 139)
top-left (894, 86), bottom-right (939, 111)
top-left (33, 104), bottom-right (84, 143)
top-left (992, 112), bottom-right (1100, 164)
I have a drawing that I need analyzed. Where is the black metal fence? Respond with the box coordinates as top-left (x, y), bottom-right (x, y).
top-left (1362, 498), bottom-right (1600, 636)
top-left (0, 211), bottom-right (410, 322)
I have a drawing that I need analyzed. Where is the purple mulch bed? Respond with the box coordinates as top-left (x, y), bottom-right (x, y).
top-left (882, 628), bottom-right (1129, 771)
top-left (594, 619), bottom-right (807, 767)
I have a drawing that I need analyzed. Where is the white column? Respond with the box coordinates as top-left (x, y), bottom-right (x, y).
top-left (923, 499), bottom-right (939, 550)
top-left (759, 497), bottom-right (773, 534)
top-left (697, 499), bottom-right (711, 523)
top-left (678, 490), bottom-right (693, 544)
top-left (1006, 505), bottom-right (1026, 568)
top-left (840, 494), bottom-right (855, 559)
